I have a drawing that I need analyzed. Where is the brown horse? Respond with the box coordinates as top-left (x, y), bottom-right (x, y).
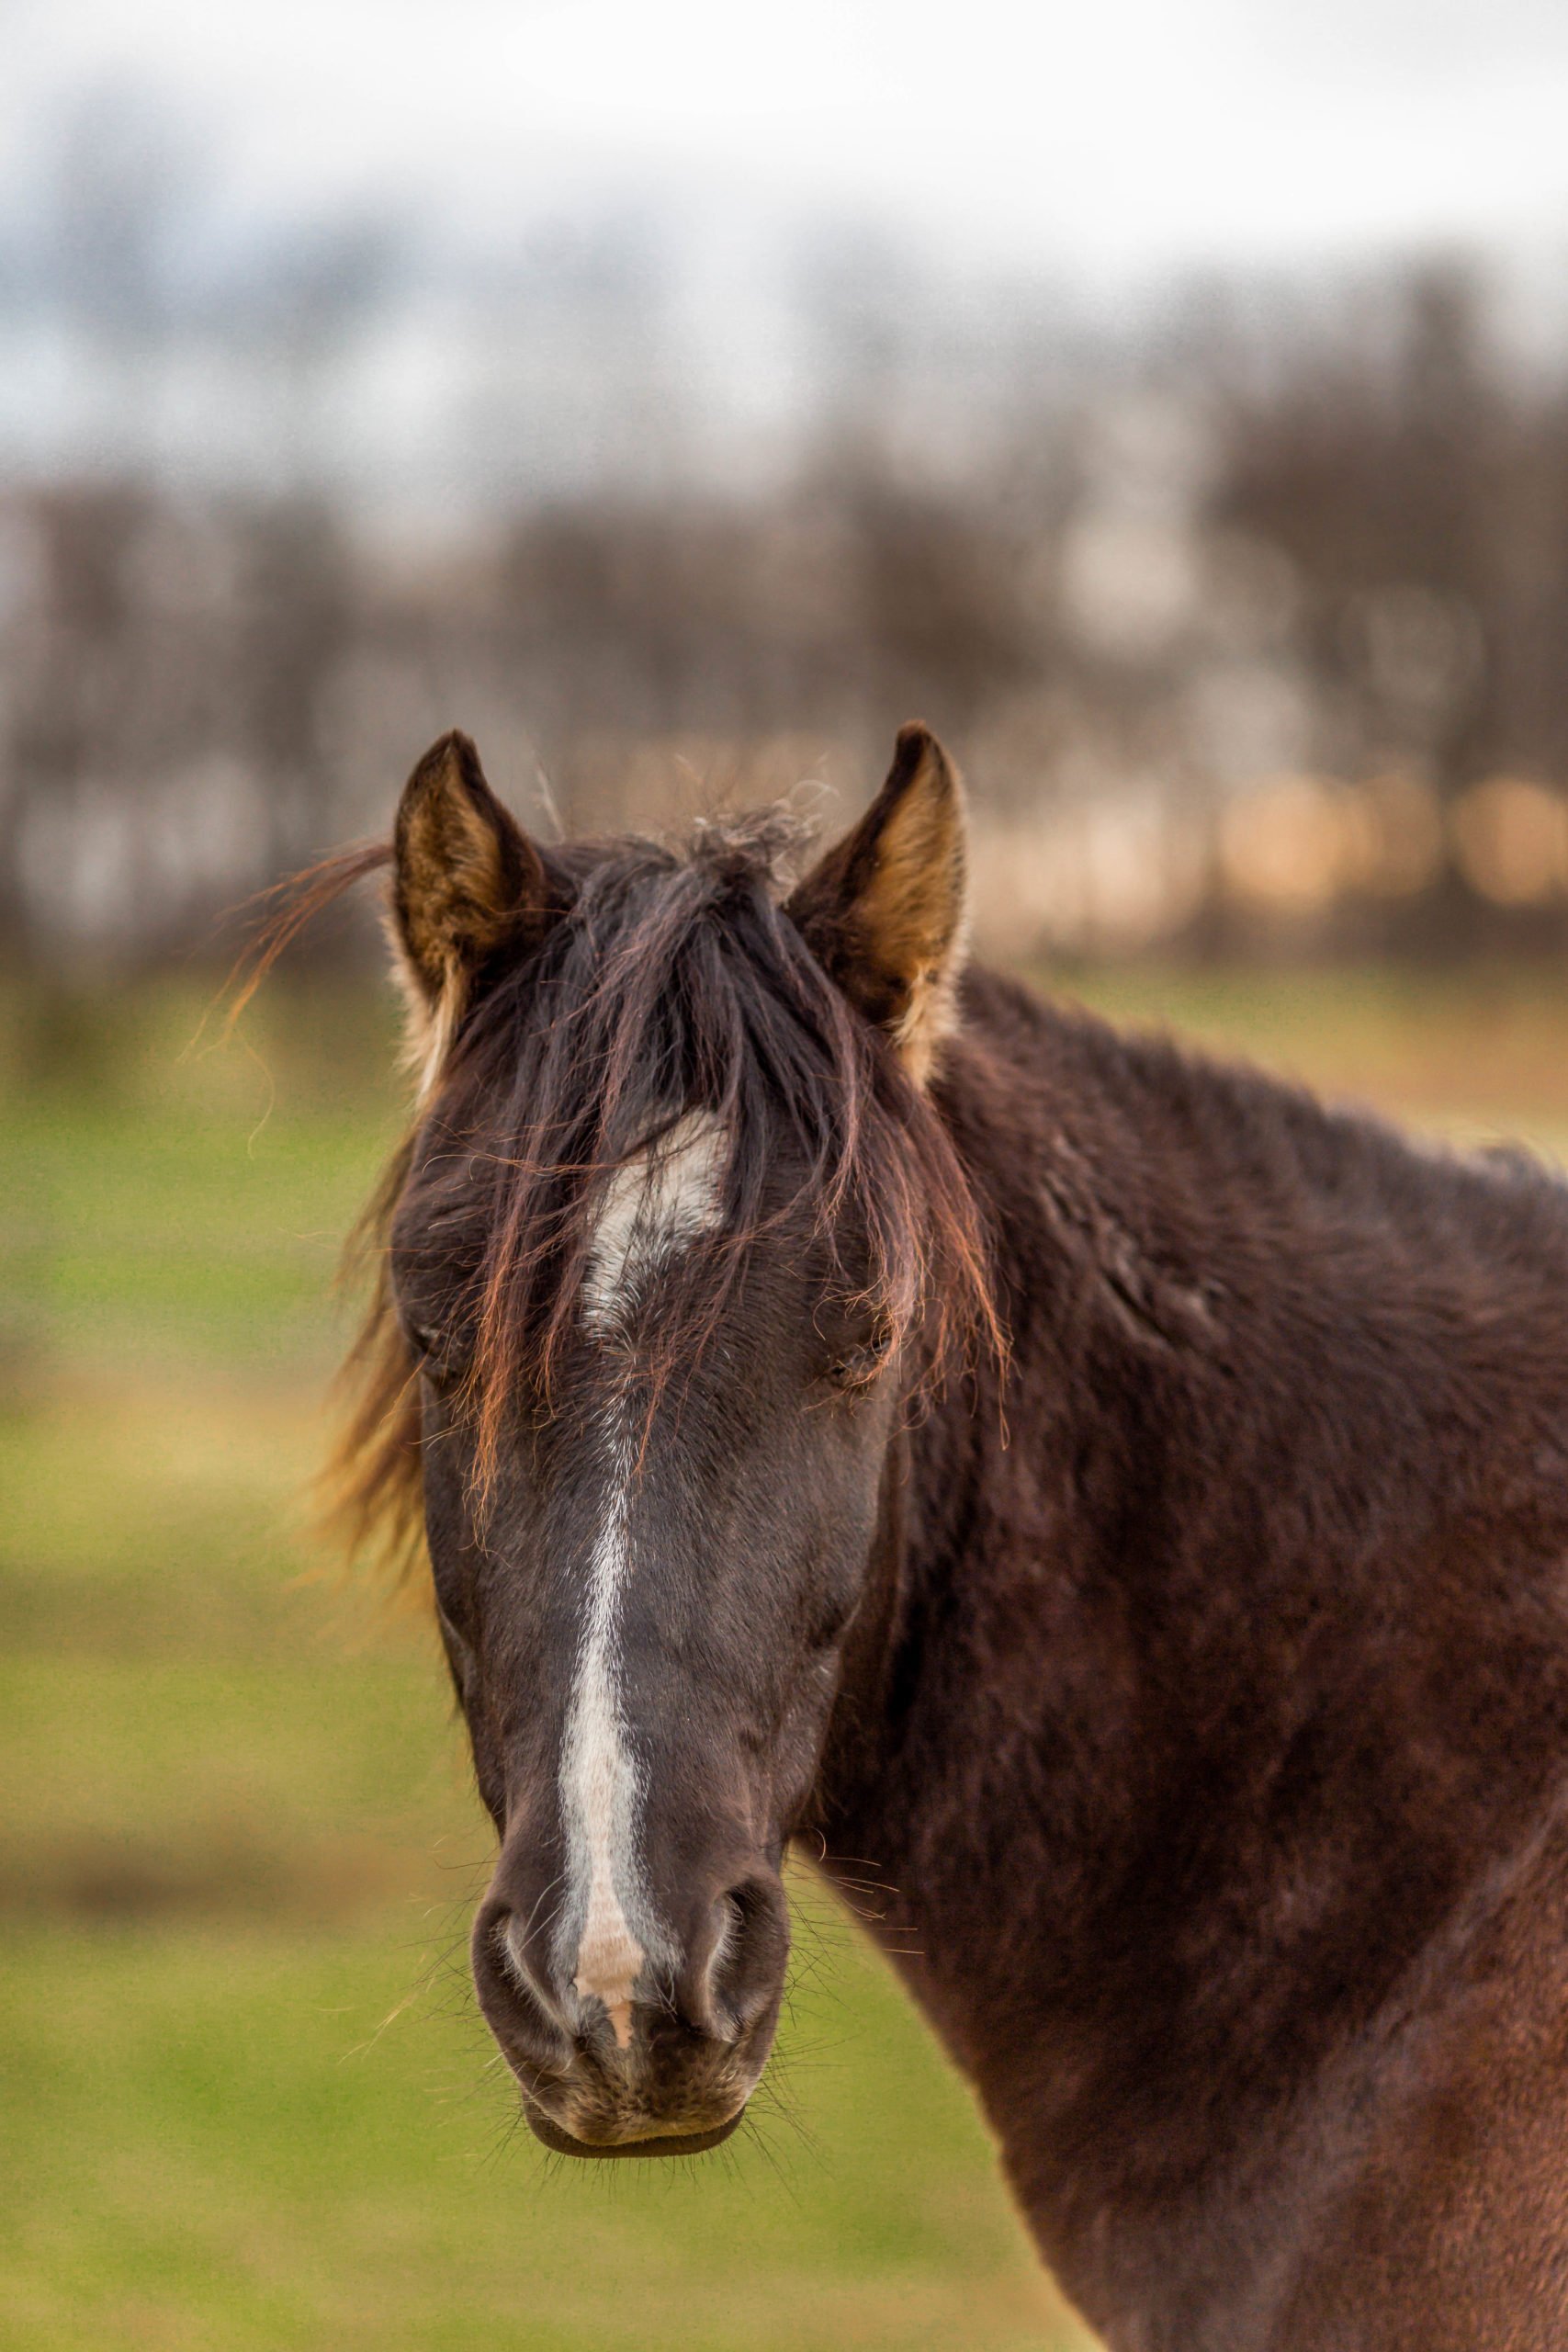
top-left (294, 723), bottom-right (1568, 2348)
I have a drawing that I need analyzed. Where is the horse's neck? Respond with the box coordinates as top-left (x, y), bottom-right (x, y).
top-left (816, 984), bottom-right (1191, 1965)
top-left (813, 977), bottom-right (1568, 2319)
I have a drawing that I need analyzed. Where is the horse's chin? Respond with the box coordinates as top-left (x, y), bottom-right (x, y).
top-left (525, 2103), bottom-right (746, 2160)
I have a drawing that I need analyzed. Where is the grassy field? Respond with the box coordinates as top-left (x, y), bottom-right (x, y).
top-left (8, 964), bottom-right (1568, 2352)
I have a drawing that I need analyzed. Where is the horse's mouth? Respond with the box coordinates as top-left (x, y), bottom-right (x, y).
top-left (523, 2101), bottom-right (746, 2161)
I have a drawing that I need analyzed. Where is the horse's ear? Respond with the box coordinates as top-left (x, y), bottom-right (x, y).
top-left (787, 722), bottom-right (969, 1084)
top-left (389, 729), bottom-right (549, 1095)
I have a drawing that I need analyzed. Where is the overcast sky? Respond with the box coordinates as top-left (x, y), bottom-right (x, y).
top-left (9, 0), bottom-right (1568, 286)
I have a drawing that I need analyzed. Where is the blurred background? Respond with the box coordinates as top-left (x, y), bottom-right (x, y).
top-left (12, 3), bottom-right (1568, 2346)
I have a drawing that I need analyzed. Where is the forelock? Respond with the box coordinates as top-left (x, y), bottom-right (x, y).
top-left (355, 814), bottom-right (998, 1514)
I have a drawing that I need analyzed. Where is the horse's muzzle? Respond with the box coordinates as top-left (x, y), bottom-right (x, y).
top-left (468, 1865), bottom-right (788, 2158)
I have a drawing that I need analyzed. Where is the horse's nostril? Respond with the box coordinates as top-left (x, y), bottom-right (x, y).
top-left (700, 1872), bottom-right (790, 2037)
top-left (494, 1912), bottom-right (545, 2006)
top-left (471, 1897), bottom-right (574, 2071)
top-left (714, 1889), bottom-right (746, 1965)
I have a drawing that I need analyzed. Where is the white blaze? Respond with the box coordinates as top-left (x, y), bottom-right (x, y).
top-left (558, 1111), bottom-right (728, 2047)
top-left (580, 1110), bottom-right (730, 1333)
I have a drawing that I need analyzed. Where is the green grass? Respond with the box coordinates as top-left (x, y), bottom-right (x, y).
top-left (0, 1909), bottom-right (1062, 2352)
top-left (10, 964), bottom-right (1568, 2350)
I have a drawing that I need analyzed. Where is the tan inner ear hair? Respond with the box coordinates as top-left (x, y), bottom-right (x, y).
top-left (389, 918), bottom-right (467, 1108)
top-left (390, 734), bottom-right (528, 1104)
top-left (841, 729), bottom-right (964, 1086)
top-left (860, 746), bottom-right (970, 1087)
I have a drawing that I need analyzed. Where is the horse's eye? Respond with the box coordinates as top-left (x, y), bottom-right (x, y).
top-left (829, 1328), bottom-right (896, 1390)
top-left (404, 1316), bottom-right (467, 1387)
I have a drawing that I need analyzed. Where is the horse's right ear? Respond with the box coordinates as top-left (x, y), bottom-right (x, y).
top-left (786, 723), bottom-right (969, 1086)
top-left (389, 730), bottom-right (551, 1097)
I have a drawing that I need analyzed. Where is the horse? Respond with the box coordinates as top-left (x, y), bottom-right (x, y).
top-left (288, 721), bottom-right (1568, 2349)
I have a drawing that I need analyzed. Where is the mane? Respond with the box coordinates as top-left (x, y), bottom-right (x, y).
top-left (241, 813), bottom-right (1000, 1589)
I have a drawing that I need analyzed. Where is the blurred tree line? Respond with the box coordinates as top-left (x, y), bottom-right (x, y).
top-left (7, 251), bottom-right (1568, 971)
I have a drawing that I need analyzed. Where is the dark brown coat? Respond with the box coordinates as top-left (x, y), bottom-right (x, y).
top-left (826, 968), bottom-right (1568, 2348)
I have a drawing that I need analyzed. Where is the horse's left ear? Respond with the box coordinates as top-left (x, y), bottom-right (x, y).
top-left (389, 729), bottom-right (551, 1096)
top-left (787, 722), bottom-right (969, 1084)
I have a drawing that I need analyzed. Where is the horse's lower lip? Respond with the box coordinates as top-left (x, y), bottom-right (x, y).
top-left (523, 2104), bottom-right (746, 2160)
